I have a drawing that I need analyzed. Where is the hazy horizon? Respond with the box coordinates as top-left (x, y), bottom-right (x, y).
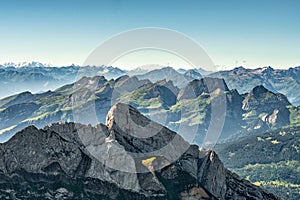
top-left (1, 0), bottom-right (300, 69)
top-left (0, 60), bottom-right (299, 71)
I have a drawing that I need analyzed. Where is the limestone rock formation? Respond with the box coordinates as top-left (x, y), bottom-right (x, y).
top-left (0, 103), bottom-right (281, 199)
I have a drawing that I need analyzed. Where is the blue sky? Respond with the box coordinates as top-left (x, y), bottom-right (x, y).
top-left (0, 0), bottom-right (299, 69)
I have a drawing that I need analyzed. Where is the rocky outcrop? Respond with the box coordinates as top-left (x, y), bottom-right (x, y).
top-left (242, 85), bottom-right (290, 128)
top-left (184, 69), bottom-right (203, 80)
top-left (0, 103), bottom-right (281, 199)
top-left (178, 77), bottom-right (229, 100)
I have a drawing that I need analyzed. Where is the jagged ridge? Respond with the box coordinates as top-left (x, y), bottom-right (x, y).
top-left (0, 103), bottom-right (281, 199)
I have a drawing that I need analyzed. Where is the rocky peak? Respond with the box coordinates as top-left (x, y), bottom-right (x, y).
top-left (252, 85), bottom-right (269, 98)
top-left (178, 77), bottom-right (229, 100)
top-left (242, 86), bottom-right (291, 130)
top-left (232, 66), bottom-right (247, 73)
top-left (155, 79), bottom-right (179, 96)
top-left (136, 66), bottom-right (190, 88)
top-left (127, 81), bottom-right (178, 109)
top-left (106, 103), bottom-right (280, 199)
top-left (114, 75), bottom-right (151, 89)
top-left (243, 85), bottom-right (290, 110)
top-left (261, 66), bottom-right (275, 74)
top-left (112, 75), bottom-right (152, 97)
top-left (74, 76), bottom-right (108, 91)
top-left (106, 103), bottom-right (187, 155)
top-left (0, 103), bottom-right (281, 199)
top-left (184, 69), bottom-right (202, 80)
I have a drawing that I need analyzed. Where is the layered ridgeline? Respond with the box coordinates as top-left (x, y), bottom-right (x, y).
top-left (209, 66), bottom-right (300, 106)
top-left (0, 103), bottom-right (281, 199)
top-left (135, 67), bottom-right (202, 88)
top-left (216, 125), bottom-right (300, 200)
top-left (0, 62), bottom-right (127, 99)
top-left (0, 63), bottom-right (203, 100)
top-left (2, 62), bottom-right (300, 106)
top-left (0, 75), bottom-right (296, 144)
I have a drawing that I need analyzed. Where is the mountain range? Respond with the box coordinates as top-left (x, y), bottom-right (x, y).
top-left (0, 74), bottom-right (296, 146)
top-left (1, 62), bottom-right (299, 107)
top-left (0, 62), bottom-right (126, 99)
top-left (210, 66), bottom-right (300, 106)
top-left (0, 62), bottom-right (299, 199)
top-left (0, 103), bottom-right (281, 199)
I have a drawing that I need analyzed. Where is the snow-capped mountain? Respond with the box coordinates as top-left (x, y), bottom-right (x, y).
top-left (0, 61), bottom-right (53, 68)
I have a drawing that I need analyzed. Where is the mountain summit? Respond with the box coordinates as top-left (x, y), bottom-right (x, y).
top-left (0, 103), bottom-right (281, 199)
top-left (209, 66), bottom-right (300, 105)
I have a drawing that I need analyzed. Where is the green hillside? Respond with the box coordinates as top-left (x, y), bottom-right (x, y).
top-left (216, 125), bottom-right (300, 199)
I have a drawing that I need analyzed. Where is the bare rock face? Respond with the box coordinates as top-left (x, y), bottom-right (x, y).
top-left (106, 103), bottom-right (189, 159)
top-left (178, 77), bottom-right (229, 100)
top-left (242, 85), bottom-right (290, 120)
top-left (0, 103), bottom-right (281, 199)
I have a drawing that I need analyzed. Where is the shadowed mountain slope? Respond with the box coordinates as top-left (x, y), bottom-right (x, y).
top-left (0, 103), bottom-right (281, 199)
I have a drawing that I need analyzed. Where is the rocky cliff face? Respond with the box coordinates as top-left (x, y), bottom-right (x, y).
top-left (0, 103), bottom-right (281, 199)
top-left (242, 85), bottom-right (290, 129)
top-left (178, 77), bottom-right (229, 100)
